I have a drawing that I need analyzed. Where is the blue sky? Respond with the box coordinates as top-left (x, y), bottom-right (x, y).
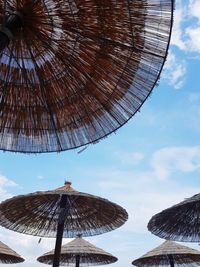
top-left (0, 0), bottom-right (200, 266)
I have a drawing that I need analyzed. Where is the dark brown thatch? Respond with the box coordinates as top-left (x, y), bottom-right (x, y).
top-left (0, 0), bottom-right (174, 153)
top-left (148, 194), bottom-right (200, 242)
top-left (0, 240), bottom-right (24, 264)
top-left (0, 182), bottom-right (128, 237)
top-left (132, 240), bottom-right (200, 267)
top-left (37, 235), bottom-right (117, 266)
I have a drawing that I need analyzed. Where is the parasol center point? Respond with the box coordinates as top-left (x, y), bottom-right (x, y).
top-left (0, 11), bottom-right (24, 40)
top-left (64, 181), bottom-right (72, 187)
top-left (76, 234), bottom-right (82, 238)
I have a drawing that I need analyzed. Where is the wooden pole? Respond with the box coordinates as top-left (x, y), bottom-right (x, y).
top-left (53, 195), bottom-right (69, 267)
top-left (75, 255), bottom-right (80, 267)
top-left (168, 255), bottom-right (174, 267)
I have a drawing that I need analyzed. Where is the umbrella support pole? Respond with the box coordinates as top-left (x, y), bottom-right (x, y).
top-left (168, 255), bottom-right (174, 267)
top-left (53, 195), bottom-right (69, 267)
top-left (75, 255), bottom-right (80, 267)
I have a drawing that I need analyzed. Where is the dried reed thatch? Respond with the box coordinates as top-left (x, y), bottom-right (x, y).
top-left (148, 194), bottom-right (200, 242)
top-left (0, 0), bottom-right (174, 153)
top-left (0, 240), bottom-right (24, 264)
top-left (0, 182), bottom-right (128, 237)
top-left (132, 240), bottom-right (200, 267)
top-left (37, 235), bottom-right (117, 266)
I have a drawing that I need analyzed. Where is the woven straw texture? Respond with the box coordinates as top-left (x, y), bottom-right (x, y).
top-left (37, 236), bottom-right (117, 266)
top-left (0, 183), bottom-right (128, 237)
top-left (132, 240), bottom-right (200, 267)
top-left (148, 193), bottom-right (200, 242)
top-left (0, 240), bottom-right (24, 264)
top-left (0, 0), bottom-right (174, 153)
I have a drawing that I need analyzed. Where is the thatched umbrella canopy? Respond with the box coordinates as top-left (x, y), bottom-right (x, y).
top-left (0, 182), bottom-right (127, 267)
top-left (37, 235), bottom-right (117, 266)
top-left (0, 240), bottom-right (24, 264)
top-left (148, 194), bottom-right (200, 242)
top-left (0, 0), bottom-right (174, 153)
top-left (132, 240), bottom-right (200, 267)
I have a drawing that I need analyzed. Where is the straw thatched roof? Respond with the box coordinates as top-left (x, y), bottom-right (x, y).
top-left (148, 193), bottom-right (200, 242)
top-left (0, 182), bottom-right (128, 237)
top-left (37, 236), bottom-right (117, 266)
top-left (132, 240), bottom-right (200, 267)
top-left (0, 240), bottom-right (24, 264)
top-left (0, 0), bottom-right (174, 153)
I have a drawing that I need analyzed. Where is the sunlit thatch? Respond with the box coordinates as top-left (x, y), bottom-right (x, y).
top-left (0, 0), bottom-right (174, 153)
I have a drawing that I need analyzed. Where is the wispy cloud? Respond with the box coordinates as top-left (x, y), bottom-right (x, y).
top-left (114, 151), bottom-right (144, 166)
top-left (163, 0), bottom-right (200, 88)
top-left (170, 0), bottom-right (200, 54)
top-left (186, 0), bottom-right (200, 54)
top-left (185, 26), bottom-right (200, 53)
top-left (0, 174), bottom-right (17, 201)
top-left (163, 50), bottom-right (187, 89)
top-left (151, 146), bottom-right (200, 180)
top-left (171, 3), bottom-right (187, 50)
top-left (37, 175), bottom-right (44, 180)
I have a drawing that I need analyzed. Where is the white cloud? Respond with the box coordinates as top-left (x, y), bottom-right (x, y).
top-left (97, 146), bottom-right (200, 187)
top-left (163, 51), bottom-right (186, 89)
top-left (170, 0), bottom-right (200, 54)
top-left (0, 174), bottom-right (17, 201)
top-left (151, 146), bottom-right (200, 180)
top-left (189, 0), bottom-right (200, 21)
top-left (0, 175), bottom-right (16, 187)
top-left (37, 175), bottom-right (44, 180)
top-left (171, 4), bottom-right (186, 50)
top-left (115, 151), bottom-right (144, 165)
top-left (185, 26), bottom-right (200, 53)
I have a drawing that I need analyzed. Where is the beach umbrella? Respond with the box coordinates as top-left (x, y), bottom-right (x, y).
top-left (148, 193), bottom-right (200, 242)
top-left (0, 0), bottom-right (174, 153)
top-left (37, 235), bottom-right (117, 267)
top-left (0, 182), bottom-right (128, 267)
top-left (132, 240), bottom-right (200, 267)
top-left (0, 240), bottom-right (24, 264)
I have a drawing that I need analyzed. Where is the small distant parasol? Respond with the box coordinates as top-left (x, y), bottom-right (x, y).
top-left (37, 235), bottom-right (117, 267)
top-left (132, 240), bottom-right (200, 267)
top-left (0, 240), bottom-right (24, 264)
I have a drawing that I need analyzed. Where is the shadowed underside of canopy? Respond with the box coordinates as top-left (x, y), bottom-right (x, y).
top-left (0, 241), bottom-right (24, 264)
top-left (37, 236), bottom-right (117, 266)
top-left (0, 182), bottom-right (128, 237)
top-left (148, 194), bottom-right (200, 242)
top-left (0, 0), bottom-right (174, 153)
top-left (132, 240), bottom-right (200, 267)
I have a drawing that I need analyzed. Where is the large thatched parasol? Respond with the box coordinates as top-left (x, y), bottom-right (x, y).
top-left (0, 182), bottom-right (128, 267)
top-left (132, 240), bottom-right (200, 267)
top-left (0, 0), bottom-right (174, 153)
top-left (0, 240), bottom-right (24, 264)
top-left (148, 194), bottom-right (200, 242)
top-left (37, 235), bottom-right (117, 267)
